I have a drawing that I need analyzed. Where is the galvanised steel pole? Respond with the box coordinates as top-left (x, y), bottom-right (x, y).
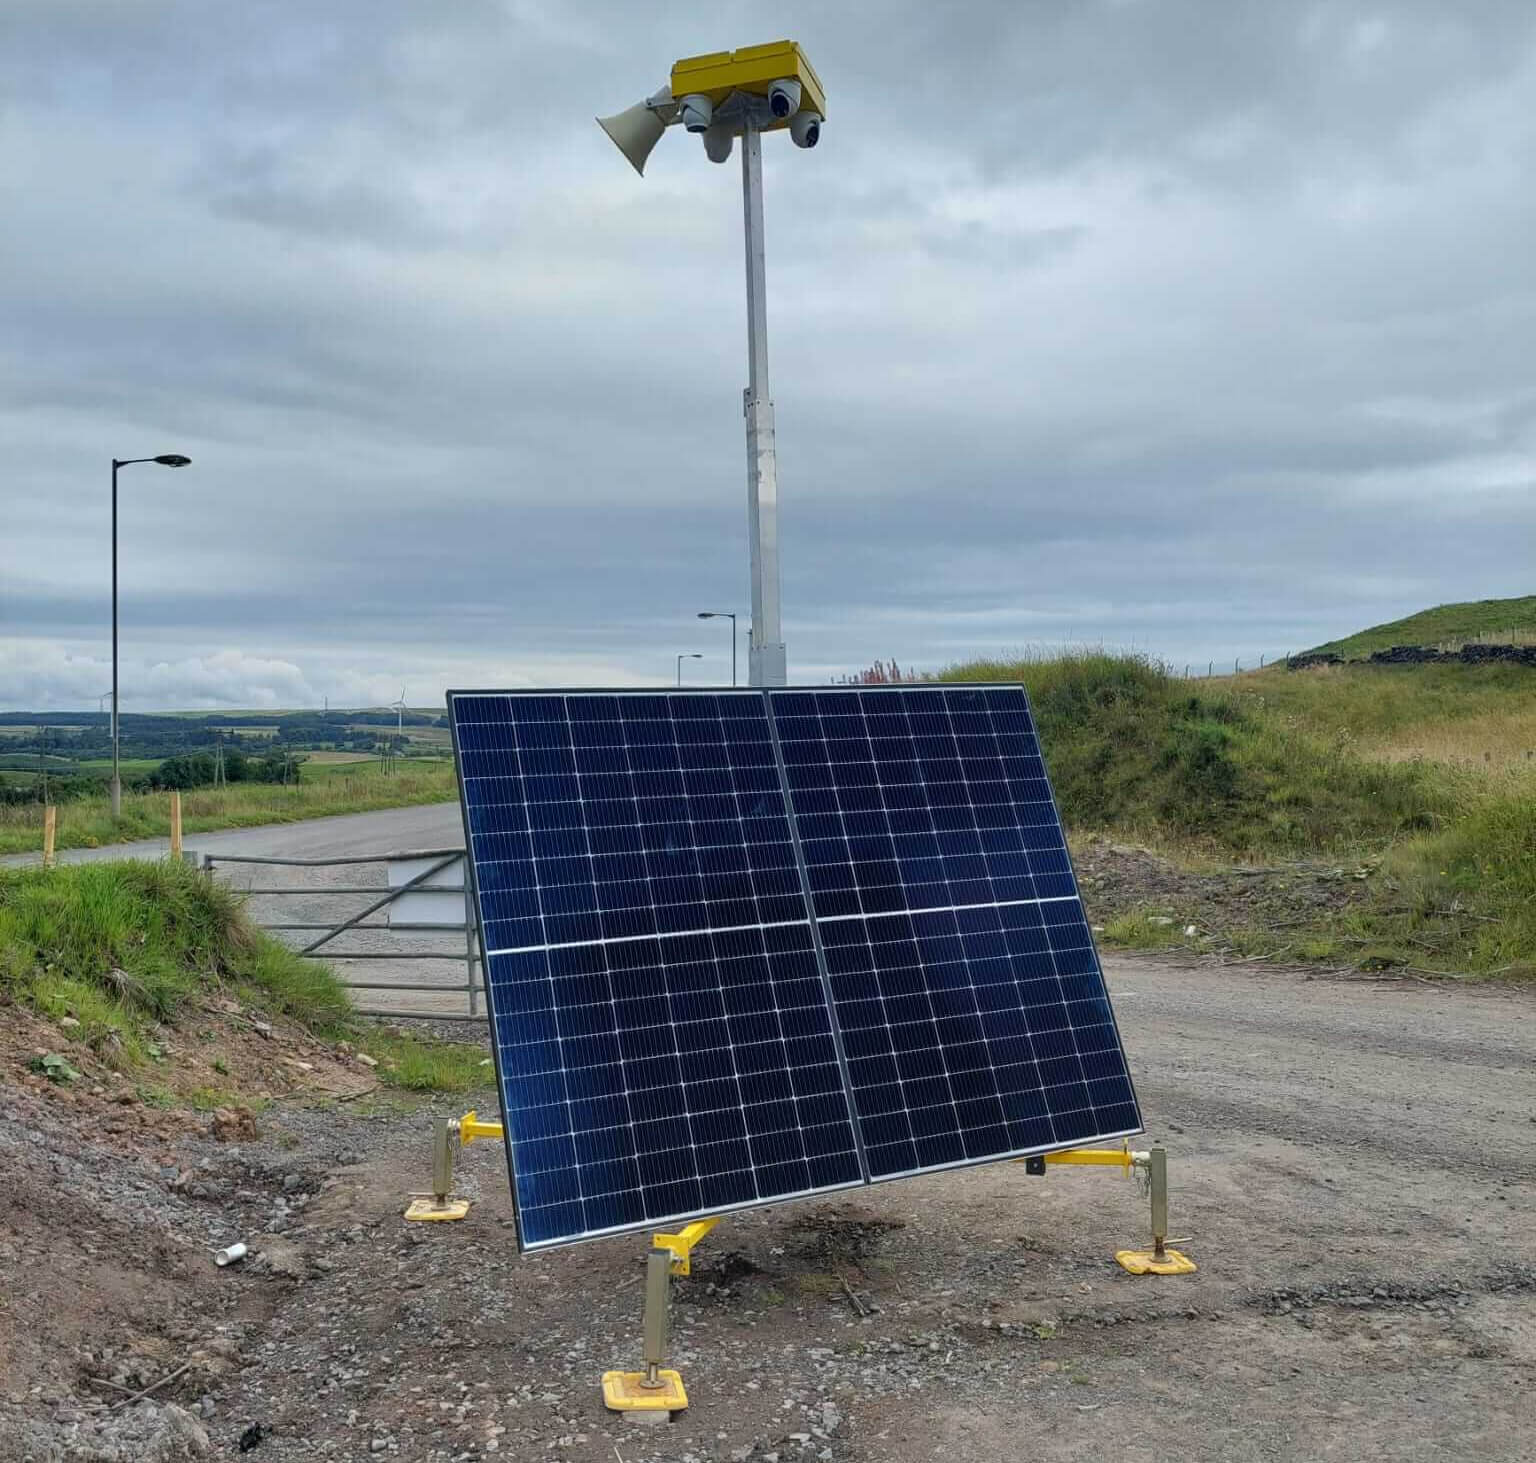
top-left (111, 458), bottom-right (121, 819)
top-left (741, 120), bottom-right (786, 687)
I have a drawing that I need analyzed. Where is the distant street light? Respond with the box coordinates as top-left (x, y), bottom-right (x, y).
top-left (600, 41), bottom-right (826, 687)
top-left (697, 611), bottom-right (740, 686)
top-left (676, 652), bottom-right (703, 686)
top-left (111, 453), bottom-right (191, 818)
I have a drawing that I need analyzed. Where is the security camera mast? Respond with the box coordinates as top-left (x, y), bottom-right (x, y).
top-left (598, 41), bottom-right (827, 688)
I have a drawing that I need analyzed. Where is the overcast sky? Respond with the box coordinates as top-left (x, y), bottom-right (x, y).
top-left (2, 1), bottom-right (1532, 711)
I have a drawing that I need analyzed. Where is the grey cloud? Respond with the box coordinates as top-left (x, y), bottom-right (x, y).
top-left (2, 1), bottom-right (1533, 709)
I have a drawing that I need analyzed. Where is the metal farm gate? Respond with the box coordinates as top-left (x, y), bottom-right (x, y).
top-left (200, 847), bottom-right (486, 1021)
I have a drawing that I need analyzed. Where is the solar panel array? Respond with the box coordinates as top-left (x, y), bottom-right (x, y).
top-left (450, 685), bottom-right (1140, 1251)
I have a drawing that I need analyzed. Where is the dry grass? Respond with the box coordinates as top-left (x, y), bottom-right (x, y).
top-left (1363, 707), bottom-right (1536, 772)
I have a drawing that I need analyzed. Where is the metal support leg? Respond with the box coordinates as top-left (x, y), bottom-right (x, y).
top-left (403, 1117), bottom-right (471, 1222)
top-left (432, 1118), bottom-right (454, 1203)
top-left (1115, 1143), bottom-right (1196, 1275)
top-left (1149, 1145), bottom-right (1170, 1262)
top-left (642, 1247), bottom-right (671, 1389)
top-left (604, 1217), bottom-right (723, 1413)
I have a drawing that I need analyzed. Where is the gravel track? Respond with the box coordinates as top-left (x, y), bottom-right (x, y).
top-left (3, 952), bottom-right (1533, 1461)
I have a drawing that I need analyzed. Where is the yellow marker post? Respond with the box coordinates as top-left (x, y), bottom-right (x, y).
top-left (42, 805), bottom-right (56, 869)
top-left (169, 791), bottom-right (182, 861)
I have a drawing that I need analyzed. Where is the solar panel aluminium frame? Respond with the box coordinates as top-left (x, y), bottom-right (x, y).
top-left (448, 684), bottom-right (1143, 1253)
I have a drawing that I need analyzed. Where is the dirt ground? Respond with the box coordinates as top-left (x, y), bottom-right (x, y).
top-left (1072, 837), bottom-right (1377, 946)
top-left (3, 953), bottom-right (1534, 1463)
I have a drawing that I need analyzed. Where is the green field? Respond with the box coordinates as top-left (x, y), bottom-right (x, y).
top-left (1304, 594), bottom-right (1536, 658)
top-left (69, 758), bottom-right (162, 776)
top-left (0, 759), bottom-right (457, 856)
top-left (299, 753), bottom-right (452, 782)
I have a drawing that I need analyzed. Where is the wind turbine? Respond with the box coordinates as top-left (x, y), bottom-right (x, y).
top-left (389, 687), bottom-right (407, 740)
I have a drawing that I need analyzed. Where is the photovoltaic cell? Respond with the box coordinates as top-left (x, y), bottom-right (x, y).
top-left (449, 685), bottom-right (1140, 1252)
top-left (771, 687), bottom-right (1139, 1180)
top-left (451, 692), bottom-right (864, 1248)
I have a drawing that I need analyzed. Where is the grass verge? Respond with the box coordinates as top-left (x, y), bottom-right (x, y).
top-left (0, 858), bottom-right (488, 1088)
top-left (0, 760), bottom-right (457, 857)
top-left (367, 1030), bottom-right (493, 1093)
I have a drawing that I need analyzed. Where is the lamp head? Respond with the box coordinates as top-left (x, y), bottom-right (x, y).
top-left (154, 454), bottom-right (192, 467)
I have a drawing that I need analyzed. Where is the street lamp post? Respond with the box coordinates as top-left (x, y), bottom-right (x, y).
top-left (599, 41), bottom-right (825, 688)
top-left (675, 652), bottom-right (703, 686)
top-left (111, 453), bottom-right (191, 818)
top-left (697, 611), bottom-right (739, 686)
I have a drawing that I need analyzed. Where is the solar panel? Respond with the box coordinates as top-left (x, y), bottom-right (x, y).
top-left (450, 692), bottom-right (865, 1249)
top-left (449, 685), bottom-right (1140, 1251)
top-left (771, 687), bottom-right (1140, 1180)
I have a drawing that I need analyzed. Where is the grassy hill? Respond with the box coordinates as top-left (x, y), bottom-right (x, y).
top-left (940, 650), bottom-right (1535, 978)
top-left (1303, 595), bottom-right (1536, 659)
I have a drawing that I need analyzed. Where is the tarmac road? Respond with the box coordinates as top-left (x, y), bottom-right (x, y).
top-left (0, 800), bottom-right (466, 868)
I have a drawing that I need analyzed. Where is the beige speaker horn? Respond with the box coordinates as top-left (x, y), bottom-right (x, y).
top-left (597, 97), bottom-right (670, 176)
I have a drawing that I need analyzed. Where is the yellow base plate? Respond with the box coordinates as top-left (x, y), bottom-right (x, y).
top-left (1116, 1246), bottom-right (1197, 1275)
top-left (404, 1198), bottom-right (472, 1222)
top-left (602, 1369), bottom-right (688, 1412)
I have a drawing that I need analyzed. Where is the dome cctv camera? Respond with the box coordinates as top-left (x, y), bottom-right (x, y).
top-left (678, 93), bottom-right (713, 133)
top-left (789, 109), bottom-right (821, 149)
top-left (767, 78), bottom-right (802, 119)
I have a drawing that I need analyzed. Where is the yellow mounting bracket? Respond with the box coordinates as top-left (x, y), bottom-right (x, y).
top-left (1042, 1140), bottom-right (1140, 1172)
top-left (651, 1217), bottom-right (721, 1277)
top-left (1024, 1142), bottom-right (1197, 1276)
top-left (459, 1110), bottom-right (505, 1146)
